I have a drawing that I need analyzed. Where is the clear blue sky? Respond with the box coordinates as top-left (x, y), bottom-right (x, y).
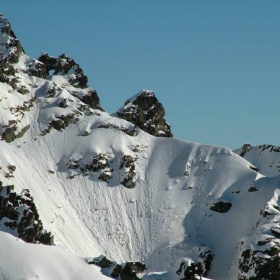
top-left (2, 1), bottom-right (280, 149)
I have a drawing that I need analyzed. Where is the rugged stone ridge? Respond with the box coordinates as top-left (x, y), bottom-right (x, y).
top-left (0, 182), bottom-right (53, 245)
top-left (117, 89), bottom-right (173, 138)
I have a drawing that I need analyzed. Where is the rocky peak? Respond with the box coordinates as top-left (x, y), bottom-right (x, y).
top-left (117, 89), bottom-right (173, 138)
top-left (0, 14), bottom-right (24, 63)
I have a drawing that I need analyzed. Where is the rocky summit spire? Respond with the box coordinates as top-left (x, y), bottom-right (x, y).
top-left (0, 14), bottom-right (24, 63)
top-left (117, 89), bottom-right (173, 138)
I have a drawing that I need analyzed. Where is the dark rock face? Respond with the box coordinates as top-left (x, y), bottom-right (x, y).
top-left (239, 248), bottom-right (280, 280)
top-left (88, 256), bottom-right (146, 280)
top-left (117, 89), bottom-right (173, 138)
top-left (27, 59), bottom-right (48, 79)
top-left (176, 250), bottom-right (214, 280)
top-left (210, 201), bottom-right (232, 213)
top-left (37, 53), bottom-right (102, 110)
top-left (79, 89), bottom-right (101, 110)
top-left (38, 53), bottom-right (88, 88)
top-left (37, 52), bottom-right (57, 73)
top-left (0, 15), bottom-right (23, 90)
top-left (120, 262), bottom-right (146, 280)
top-left (0, 14), bottom-right (24, 64)
top-left (41, 114), bottom-right (75, 135)
top-left (66, 152), bottom-right (138, 188)
top-left (73, 153), bottom-right (113, 183)
top-left (119, 155), bottom-right (137, 188)
top-left (2, 125), bottom-right (31, 143)
top-left (239, 143), bottom-right (252, 157)
top-left (0, 183), bottom-right (53, 245)
top-left (238, 200), bottom-right (280, 279)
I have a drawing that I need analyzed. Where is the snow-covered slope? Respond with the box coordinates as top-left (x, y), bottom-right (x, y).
top-left (235, 143), bottom-right (280, 177)
top-left (1, 14), bottom-right (280, 280)
top-left (0, 231), bottom-right (111, 280)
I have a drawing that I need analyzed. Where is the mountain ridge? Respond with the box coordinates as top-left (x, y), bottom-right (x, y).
top-left (0, 14), bottom-right (280, 280)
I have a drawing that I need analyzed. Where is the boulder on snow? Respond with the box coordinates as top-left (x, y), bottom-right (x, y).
top-left (210, 201), bottom-right (232, 213)
top-left (117, 89), bottom-right (173, 138)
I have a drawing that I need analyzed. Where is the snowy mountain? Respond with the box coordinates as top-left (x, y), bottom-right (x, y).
top-left (1, 14), bottom-right (280, 280)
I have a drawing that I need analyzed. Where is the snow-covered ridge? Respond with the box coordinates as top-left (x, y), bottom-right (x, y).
top-left (234, 143), bottom-right (280, 177)
top-left (1, 14), bottom-right (280, 280)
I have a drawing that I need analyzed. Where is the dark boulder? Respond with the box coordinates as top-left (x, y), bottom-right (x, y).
top-left (210, 201), bottom-right (232, 213)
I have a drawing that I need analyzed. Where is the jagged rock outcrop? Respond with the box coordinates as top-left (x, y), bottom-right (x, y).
top-left (176, 250), bottom-right (214, 280)
top-left (88, 255), bottom-right (146, 280)
top-left (66, 152), bottom-right (138, 188)
top-left (117, 89), bottom-right (173, 138)
top-left (0, 14), bottom-right (103, 143)
top-left (0, 182), bottom-right (53, 245)
top-left (37, 52), bottom-right (102, 110)
top-left (0, 14), bottom-right (24, 64)
top-left (38, 52), bottom-right (88, 87)
top-left (0, 14), bottom-right (23, 90)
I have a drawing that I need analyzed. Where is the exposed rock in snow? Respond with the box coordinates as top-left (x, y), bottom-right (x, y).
top-left (88, 255), bottom-right (147, 280)
top-left (237, 181), bottom-right (280, 280)
top-left (0, 183), bottom-right (53, 245)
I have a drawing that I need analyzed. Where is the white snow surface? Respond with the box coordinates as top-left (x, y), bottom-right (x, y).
top-left (1, 47), bottom-right (280, 279)
top-left (0, 231), bottom-right (110, 280)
